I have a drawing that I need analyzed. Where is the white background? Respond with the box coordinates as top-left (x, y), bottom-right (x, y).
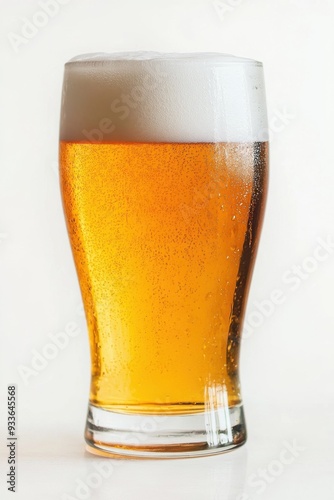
top-left (1, 0), bottom-right (334, 499)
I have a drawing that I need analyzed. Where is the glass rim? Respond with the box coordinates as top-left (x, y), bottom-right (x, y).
top-left (64, 51), bottom-right (263, 68)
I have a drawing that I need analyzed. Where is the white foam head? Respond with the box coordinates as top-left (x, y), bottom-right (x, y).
top-left (60, 52), bottom-right (268, 143)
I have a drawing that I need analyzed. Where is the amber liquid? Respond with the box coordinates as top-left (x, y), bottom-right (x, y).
top-left (60, 142), bottom-right (268, 414)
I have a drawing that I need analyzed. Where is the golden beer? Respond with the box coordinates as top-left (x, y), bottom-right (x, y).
top-left (60, 141), bottom-right (267, 411)
top-left (59, 52), bottom-right (268, 457)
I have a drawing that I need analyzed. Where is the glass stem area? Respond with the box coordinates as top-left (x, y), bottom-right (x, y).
top-left (85, 401), bottom-right (246, 458)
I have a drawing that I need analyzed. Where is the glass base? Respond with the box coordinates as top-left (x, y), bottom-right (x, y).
top-left (85, 403), bottom-right (246, 459)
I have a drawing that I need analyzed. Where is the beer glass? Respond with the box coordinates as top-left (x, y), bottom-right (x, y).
top-left (59, 52), bottom-right (268, 458)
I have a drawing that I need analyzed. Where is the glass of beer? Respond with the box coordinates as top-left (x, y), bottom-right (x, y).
top-left (59, 52), bottom-right (268, 458)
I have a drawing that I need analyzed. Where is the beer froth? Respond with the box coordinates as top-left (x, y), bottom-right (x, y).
top-left (60, 52), bottom-right (268, 143)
